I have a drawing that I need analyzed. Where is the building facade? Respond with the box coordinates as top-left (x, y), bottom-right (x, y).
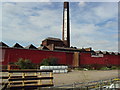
top-left (1, 42), bottom-right (119, 67)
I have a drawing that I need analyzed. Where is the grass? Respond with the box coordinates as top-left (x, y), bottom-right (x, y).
top-left (74, 65), bottom-right (120, 71)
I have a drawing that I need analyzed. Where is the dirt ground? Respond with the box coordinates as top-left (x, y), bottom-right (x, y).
top-left (1, 70), bottom-right (119, 87)
top-left (53, 70), bottom-right (119, 86)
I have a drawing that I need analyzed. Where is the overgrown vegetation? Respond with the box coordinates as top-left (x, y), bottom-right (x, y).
top-left (40, 57), bottom-right (58, 66)
top-left (15, 58), bottom-right (35, 69)
top-left (76, 64), bottom-right (120, 71)
top-left (100, 67), bottom-right (111, 70)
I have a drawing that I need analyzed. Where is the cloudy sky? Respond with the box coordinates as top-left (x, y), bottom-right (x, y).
top-left (1, 2), bottom-right (118, 51)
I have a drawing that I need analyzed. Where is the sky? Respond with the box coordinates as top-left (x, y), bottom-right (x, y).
top-left (1, 2), bottom-right (118, 52)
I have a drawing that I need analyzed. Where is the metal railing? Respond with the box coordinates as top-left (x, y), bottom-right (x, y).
top-left (54, 77), bottom-right (120, 89)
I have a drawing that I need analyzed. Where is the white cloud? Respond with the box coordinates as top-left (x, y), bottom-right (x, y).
top-left (70, 2), bottom-right (118, 51)
top-left (74, 2), bottom-right (117, 24)
top-left (0, 3), bottom-right (2, 41)
top-left (29, 9), bottom-right (61, 28)
top-left (78, 2), bottom-right (86, 7)
top-left (103, 21), bottom-right (118, 29)
top-left (2, 2), bottom-right (62, 46)
top-left (2, 0), bottom-right (50, 2)
top-left (93, 5), bottom-right (117, 19)
top-left (2, 2), bottom-right (118, 51)
top-left (2, 0), bottom-right (119, 2)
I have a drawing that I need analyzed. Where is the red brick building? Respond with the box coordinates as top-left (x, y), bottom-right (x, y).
top-left (0, 42), bottom-right (119, 67)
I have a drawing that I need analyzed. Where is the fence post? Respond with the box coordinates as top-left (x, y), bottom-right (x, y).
top-left (22, 73), bottom-right (25, 86)
top-left (8, 72), bottom-right (11, 86)
top-left (73, 82), bottom-right (76, 88)
top-left (38, 72), bottom-right (42, 85)
top-left (50, 72), bottom-right (53, 84)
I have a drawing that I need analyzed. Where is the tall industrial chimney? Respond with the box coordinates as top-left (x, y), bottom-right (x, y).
top-left (62, 2), bottom-right (70, 47)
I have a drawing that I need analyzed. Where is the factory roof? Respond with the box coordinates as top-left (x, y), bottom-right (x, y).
top-left (102, 51), bottom-right (109, 54)
top-left (25, 44), bottom-right (37, 49)
top-left (0, 42), bottom-right (119, 55)
top-left (13, 43), bottom-right (23, 48)
top-left (0, 42), bottom-right (9, 48)
top-left (95, 51), bottom-right (103, 54)
top-left (108, 52), bottom-right (115, 55)
top-left (43, 37), bottom-right (62, 41)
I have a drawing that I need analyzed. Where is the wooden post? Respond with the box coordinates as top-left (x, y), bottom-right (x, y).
top-left (7, 65), bottom-right (10, 70)
top-left (38, 72), bottom-right (42, 85)
top-left (22, 73), bottom-right (25, 86)
top-left (34, 72), bottom-right (37, 76)
top-left (50, 72), bottom-right (53, 84)
top-left (25, 73), bottom-right (27, 76)
top-left (8, 72), bottom-right (11, 86)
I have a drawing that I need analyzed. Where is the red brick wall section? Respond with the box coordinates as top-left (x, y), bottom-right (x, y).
top-left (1, 48), bottom-right (119, 66)
top-left (1, 48), bottom-right (67, 65)
top-left (80, 52), bottom-right (119, 65)
top-left (66, 52), bottom-right (74, 66)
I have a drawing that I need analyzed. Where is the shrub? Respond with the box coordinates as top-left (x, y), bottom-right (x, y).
top-left (40, 58), bottom-right (49, 66)
top-left (40, 57), bottom-right (58, 66)
top-left (111, 66), bottom-right (118, 70)
top-left (100, 67), bottom-right (110, 70)
top-left (82, 65), bottom-right (93, 70)
top-left (15, 58), bottom-right (35, 69)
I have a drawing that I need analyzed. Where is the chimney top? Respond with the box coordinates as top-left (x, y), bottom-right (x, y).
top-left (64, 2), bottom-right (69, 8)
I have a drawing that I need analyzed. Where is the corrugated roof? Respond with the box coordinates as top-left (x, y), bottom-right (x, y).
top-left (13, 43), bottom-right (23, 48)
top-left (25, 44), bottom-right (37, 49)
top-left (95, 51), bottom-right (103, 54)
top-left (114, 52), bottom-right (119, 55)
top-left (0, 42), bottom-right (9, 47)
top-left (108, 52), bottom-right (115, 55)
top-left (102, 51), bottom-right (109, 54)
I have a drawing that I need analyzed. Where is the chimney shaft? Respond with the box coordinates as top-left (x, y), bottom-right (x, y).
top-left (62, 2), bottom-right (70, 47)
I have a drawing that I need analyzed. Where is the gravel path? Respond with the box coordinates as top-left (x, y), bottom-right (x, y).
top-left (53, 70), bottom-right (119, 86)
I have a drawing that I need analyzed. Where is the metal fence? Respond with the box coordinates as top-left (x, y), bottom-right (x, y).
top-left (54, 77), bottom-right (120, 89)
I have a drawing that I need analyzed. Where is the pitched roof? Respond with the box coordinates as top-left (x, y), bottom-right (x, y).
top-left (108, 52), bottom-right (115, 55)
top-left (43, 37), bottom-right (62, 41)
top-left (13, 43), bottom-right (23, 48)
top-left (54, 46), bottom-right (80, 52)
top-left (0, 42), bottom-right (9, 47)
top-left (55, 46), bottom-right (77, 50)
top-left (102, 51), bottom-right (109, 54)
top-left (114, 52), bottom-right (119, 55)
top-left (38, 46), bottom-right (49, 50)
top-left (95, 51), bottom-right (103, 54)
top-left (25, 44), bottom-right (37, 49)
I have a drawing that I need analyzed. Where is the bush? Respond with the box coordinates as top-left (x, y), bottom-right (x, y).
top-left (40, 58), bottom-right (49, 66)
top-left (100, 67), bottom-right (110, 70)
top-left (111, 66), bottom-right (118, 70)
top-left (15, 58), bottom-right (35, 69)
top-left (40, 57), bottom-right (58, 66)
top-left (81, 65), bottom-right (93, 70)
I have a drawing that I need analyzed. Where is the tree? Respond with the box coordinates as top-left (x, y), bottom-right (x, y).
top-left (40, 57), bottom-right (58, 66)
top-left (15, 58), bottom-right (35, 69)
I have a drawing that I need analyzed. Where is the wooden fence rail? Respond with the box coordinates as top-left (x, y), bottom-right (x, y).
top-left (1, 69), bottom-right (54, 89)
